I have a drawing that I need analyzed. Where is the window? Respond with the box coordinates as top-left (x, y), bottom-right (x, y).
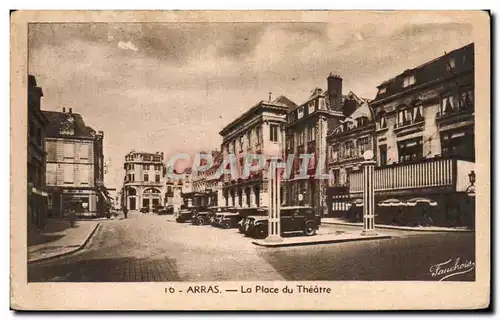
top-left (440, 128), bottom-right (474, 161)
top-left (297, 106), bottom-right (304, 119)
top-left (155, 174), bottom-right (160, 183)
top-left (144, 174), bottom-right (149, 182)
top-left (357, 116), bottom-right (368, 127)
top-left (379, 115), bottom-right (387, 129)
top-left (413, 105), bottom-right (424, 122)
top-left (297, 130), bottom-right (304, 146)
top-left (247, 130), bottom-right (252, 148)
top-left (131, 174), bottom-right (135, 182)
top-left (239, 136), bottom-right (244, 152)
top-left (357, 137), bottom-right (370, 156)
top-left (63, 143), bottom-right (74, 159)
top-left (307, 126), bottom-right (315, 142)
top-left (446, 57), bottom-right (456, 71)
top-left (460, 89), bottom-right (474, 109)
top-left (403, 75), bottom-right (415, 88)
top-left (80, 144), bottom-right (89, 160)
top-left (256, 126), bottom-right (262, 144)
top-left (379, 145), bottom-right (388, 166)
top-left (143, 164), bottom-right (150, 170)
top-left (309, 100), bottom-right (316, 113)
top-left (440, 95), bottom-right (456, 115)
top-left (79, 165), bottom-right (89, 185)
top-left (378, 87), bottom-right (387, 95)
top-left (319, 98), bottom-right (326, 109)
top-left (397, 138), bottom-right (423, 163)
top-left (270, 124), bottom-right (279, 142)
top-left (330, 145), bottom-right (339, 161)
top-left (63, 164), bottom-right (74, 184)
top-left (143, 155), bottom-right (152, 161)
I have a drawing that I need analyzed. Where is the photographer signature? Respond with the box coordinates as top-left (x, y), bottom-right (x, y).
top-left (429, 257), bottom-right (475, 281)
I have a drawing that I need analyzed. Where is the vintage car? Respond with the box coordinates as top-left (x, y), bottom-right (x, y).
top-left (176, 208), bottom-right (197, 223)
top-left (206, 206), bottom-right (238, 224)
top-left (192, 209), bottom-right (212, 225)
top-left (155, 205), bottom-right (174, 215)
top-left (247, 206), bottom-right (321, 239)
top-left (217, 213), bottom-right (243, 229)
top-left (140, 206), bottom-right (150, 213)
top-left (237, 207), bottom-right (268, 234)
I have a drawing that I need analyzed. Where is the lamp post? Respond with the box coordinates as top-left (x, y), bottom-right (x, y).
top-left (361, 150), bottom-right (377, 236)
top-left (266, 160), bottom-right (282, 242)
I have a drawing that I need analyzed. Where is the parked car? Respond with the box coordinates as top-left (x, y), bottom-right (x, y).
top-left (192, 210), bottom-right (211, 225)
top-left (206, 206), bottom-right (238, 224)
top-left (248, 206), bottom-right (321, 239)
top-left (140, 206), bottom-right (150, 213)
top-left (238, 207), bottom-right (268, 233)
top-left (217, 213), bottom-right (243, 229)
top-left (176, 209), bottom-right (195, 223)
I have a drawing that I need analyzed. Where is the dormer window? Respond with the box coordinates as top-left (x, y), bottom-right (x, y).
top-left (357, 116), bottom-right (368, 127)
top-left (297, 106), bottom-right (304, 119)
top-left (403, 75), bottom-right (416, 88)
top-left (309, 100), bottom-right (316, 113)
top-left (446, 57), bottom-right (456, 71)
top-left (378, 87), bottom-right (387, 95)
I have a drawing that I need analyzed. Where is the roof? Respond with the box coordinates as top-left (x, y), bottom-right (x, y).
top-left (373, 43), bottom-right (474, 101)
top-left (219, 95), bottom-right (296, 136)
top-left (42, 110), bottom-right (97, 139)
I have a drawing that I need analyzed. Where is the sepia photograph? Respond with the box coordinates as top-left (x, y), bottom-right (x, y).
top-left (12, 10), bottom-right (490, 310)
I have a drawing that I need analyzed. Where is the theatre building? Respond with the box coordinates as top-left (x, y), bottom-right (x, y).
top-left (122, 151), bottom-right (166, 211)
top-left (44, 108), bottom-right (107, 218)
top-left (348, 43), bottom-right (475, 227)
top-left (219, 95), bottom-right (296, 208)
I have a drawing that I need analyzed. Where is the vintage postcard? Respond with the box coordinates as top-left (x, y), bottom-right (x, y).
top-left (11, 10), bottom-right (490, 310)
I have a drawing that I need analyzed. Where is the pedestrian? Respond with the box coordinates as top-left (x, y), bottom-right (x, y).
top-left (123, 206), bottom-right (128, 219)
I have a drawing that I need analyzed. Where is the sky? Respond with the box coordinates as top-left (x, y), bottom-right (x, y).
top-left (28, 13), bottom-right (474, 189)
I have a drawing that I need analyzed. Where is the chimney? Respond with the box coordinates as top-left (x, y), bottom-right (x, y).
top-left (269, 92), bottom-right (272, 102)
top-left (69, 108), bottom-right (72, 114)
top-left (327, 73), bottom-right (343, 112)
top-left (62, 107), bottom-right (66, 113)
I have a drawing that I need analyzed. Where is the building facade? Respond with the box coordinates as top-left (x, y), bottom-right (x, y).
top-left (285, 74), bottom-right (367, 214)
top-left (348, 43), bottom-right (475, 227)
top-left (326, 101), bottom-right (375, 215)
top-left (219, 96), bottom-right (296, 208)
top-left (27, 75), bottom-right (49, 230)
top-left (44, 108), bottom-right (106, 218)
top-left (191, 150), bottom-right (224, 207)
top-left (122, 151), bottom-right (166, 211)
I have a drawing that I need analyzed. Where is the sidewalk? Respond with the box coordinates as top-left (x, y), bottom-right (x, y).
top-left (252, 233), bottom-right (391, 247)
top-left (28, 220), bottom-right (100, 263)
top-left (322, 217), bottom-right (473, 232)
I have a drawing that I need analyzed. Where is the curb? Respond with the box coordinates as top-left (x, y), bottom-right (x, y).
top-left (322, 221), bottom-right (474, 233)
top-left (28, 223), bottom-right (101, 264)
top-left (252, 235), bottom-right (392, 247)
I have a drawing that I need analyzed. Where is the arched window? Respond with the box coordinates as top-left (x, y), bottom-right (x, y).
top-left (127, 188), bottom-right (137, 196)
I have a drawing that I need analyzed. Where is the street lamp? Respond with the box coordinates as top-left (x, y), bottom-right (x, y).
top-left (361, 150), bottom-right (377, 236)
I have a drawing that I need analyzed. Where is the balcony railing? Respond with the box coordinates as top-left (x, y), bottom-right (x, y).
top-left (349, 157), bottom-right (474, 194)
top-left (394, 118), bottom-right (424, 130)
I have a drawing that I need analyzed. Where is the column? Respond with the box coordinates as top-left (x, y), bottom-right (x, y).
top-left (266, 162), bottom-right (282, 242)
top-left (243, 189), bottom-right (248, 208)
top-left (361, 158), bottom-right (377, 236)
top-left (250, 187), bottom-right (256, 207)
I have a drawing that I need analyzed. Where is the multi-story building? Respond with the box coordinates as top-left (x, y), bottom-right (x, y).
top-left (326, 101), bottom-right (375, 215)
top-left (285, 74), bottom-right (368, 215)
top-left (27, 75), bottom-right (49, 230)
top-left (191, 149), bottom-right (224, 207)
top-left (219, 95), bottom-right (296, 208)
top-left (348, 43), bottom-right (475, 226)
top-left (122, 150), bottom-right (166, 211)
top-left (43, 108), bottom-right (106, 218)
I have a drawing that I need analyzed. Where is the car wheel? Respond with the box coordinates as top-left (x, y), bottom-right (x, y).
top-left (254, 226), bottom-right (268, 239)
top-left (304, 222), bottom-right (317, 236)
top-left (221, 221), bottom-right (231, 229)
top-left (197, 218), bottom-right (205, 226)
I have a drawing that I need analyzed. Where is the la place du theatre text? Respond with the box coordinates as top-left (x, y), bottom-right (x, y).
top-left (241, 285), bottom-right (332, 294)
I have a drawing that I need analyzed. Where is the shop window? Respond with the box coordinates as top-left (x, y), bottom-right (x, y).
top-left (270, 124), bottom-right (279, 142)
top-left (397, 138), bottom-right (423, 163)
top-left (440, 129), bottom-right (475, 161)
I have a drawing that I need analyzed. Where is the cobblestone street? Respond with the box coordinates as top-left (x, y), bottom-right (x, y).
top-left (28, 212), bottom-right (475, 282)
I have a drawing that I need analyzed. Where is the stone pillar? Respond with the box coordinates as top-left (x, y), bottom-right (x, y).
top-left (250, 187), bottom-right (256, 207)
top-left (266, 162), bottom-right (282, 242)
top-left (361, 158), bottom-right (377, 236)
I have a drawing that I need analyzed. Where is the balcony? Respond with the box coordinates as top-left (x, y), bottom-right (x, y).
top-left (349, 157), bottom-right (474, 195)
top-left (436, 105), bottom-right (474, 127)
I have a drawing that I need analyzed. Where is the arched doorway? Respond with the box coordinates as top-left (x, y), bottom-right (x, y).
top-left (143, 188), bottom-right (162, 210)
top-left (127, 187), bottom-right (137, 210)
